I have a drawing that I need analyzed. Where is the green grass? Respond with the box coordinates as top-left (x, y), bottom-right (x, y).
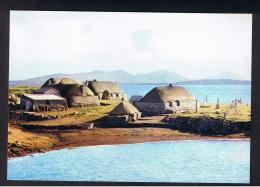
top-left (9, 86), bottom-right (39, 94)
top-left (22, 100), bottom-right (120, 126)
top-left (176, 103), bottom-right (251, 122)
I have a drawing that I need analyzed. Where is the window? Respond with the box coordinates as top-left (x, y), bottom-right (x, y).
top-left (168, 101), bottom-right (173, 107)
top-left (176, 100), bottom-right (180, 106)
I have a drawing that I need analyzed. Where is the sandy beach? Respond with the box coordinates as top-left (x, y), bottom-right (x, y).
top-left (8, 126), bottom-right (250, 158)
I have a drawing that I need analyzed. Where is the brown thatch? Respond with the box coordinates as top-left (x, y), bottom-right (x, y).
top-left (47, 84), bottom-right (92, 98)
top-left (41, 78), bottom-right (79, 87)
top-left (141, 85), bottom-right (196, 102)
top-left (34, 87), bottom-right (60, 95)
top-left (87, 80), bottom-right (124, 94)
top-left (110, 101), bottom-right (140, 115)
top-left (65, 85), bottom-right (94, 97)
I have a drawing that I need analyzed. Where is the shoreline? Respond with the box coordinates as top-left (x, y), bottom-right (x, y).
top-left (9, 138), bottom-right (250, 160)
top-left (8, 127), bottom-right (250, 159)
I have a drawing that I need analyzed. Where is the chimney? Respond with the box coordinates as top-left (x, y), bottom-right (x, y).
top-left (82, 85), bottom-right (86, 96)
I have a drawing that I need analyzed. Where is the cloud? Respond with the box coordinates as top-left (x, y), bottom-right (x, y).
top-left (9, 11), bottom-right (252, 80)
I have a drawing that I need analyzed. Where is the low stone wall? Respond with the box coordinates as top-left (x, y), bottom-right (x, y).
top-left (9, 111), bottom-right (62, 121)
top-left (96, 115), bottom-right (250, 135)
top-left (9, 110), bottom-right (85, 121)
top-left (164, 116), bottom-right (250, 135)
top-left (68, 96), bottom-right (100, 107)
top-left (95, 116), bottom-right (129, 127)
top-left (32, 104), bottom-right (67, 112)
top-left (20, 122), bottom-right (95, 130)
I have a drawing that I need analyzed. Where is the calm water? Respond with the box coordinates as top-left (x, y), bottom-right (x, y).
top-left (8, 140), bottom-right (250, 183)
top-left (121, 84), bottom-right (251, 104)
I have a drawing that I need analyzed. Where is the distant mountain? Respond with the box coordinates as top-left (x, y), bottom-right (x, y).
top-left (205, 71), bottom-right (248, 80)
top-left (9, 70), bottom-right (188, 86)
top-left (174, 79), bottom-right (251, 85)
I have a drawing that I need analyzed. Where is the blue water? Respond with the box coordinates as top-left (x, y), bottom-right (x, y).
top-left (8, 140), bottom-right (250, 183)
top-left (121, 84), bottom-right (251, 104)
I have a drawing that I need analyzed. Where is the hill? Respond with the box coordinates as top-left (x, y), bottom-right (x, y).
top-left (9, 70), bottom-right (188, 86)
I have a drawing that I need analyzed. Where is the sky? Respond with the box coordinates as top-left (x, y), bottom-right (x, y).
top-left (10, 11), bottom-right (252, 80)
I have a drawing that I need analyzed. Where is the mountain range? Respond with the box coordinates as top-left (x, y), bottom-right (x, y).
top-left (9, 70), bottom-right (250, 86)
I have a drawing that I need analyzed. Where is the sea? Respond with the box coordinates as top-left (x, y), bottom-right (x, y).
top-left (8, 140), bottom-right (250, 183)
top-left (121, 84), bottom-right (251, 104)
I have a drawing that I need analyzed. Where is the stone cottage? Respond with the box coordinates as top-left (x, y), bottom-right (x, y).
top-left (86, 80), bottom-right (128, 100)
top-left (36, 78), bottom-right (100, 107)
top-left (134, 84), bottom-right (198, 114)
top-left (20, 94), bottom-right (68, 111)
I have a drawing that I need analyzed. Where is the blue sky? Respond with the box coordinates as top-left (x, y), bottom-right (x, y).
top-left (10, 11), bottom-right (252, 80)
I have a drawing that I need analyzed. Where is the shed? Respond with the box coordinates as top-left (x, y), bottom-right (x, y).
top-left (110, 101), bottom-right (141, 120)
top-left (20, 94), bottom-right (68, 111)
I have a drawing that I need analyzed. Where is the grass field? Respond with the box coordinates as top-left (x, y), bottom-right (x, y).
top-left (20, 100), bottom-right (120, 126)
top-left (176, 103), bottom-right (251, 122)
top-left (9, 86), bottom-right (39, 94)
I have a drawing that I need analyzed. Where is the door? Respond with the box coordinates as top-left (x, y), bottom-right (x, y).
top-left (25, 101), bottom-right (31, 110)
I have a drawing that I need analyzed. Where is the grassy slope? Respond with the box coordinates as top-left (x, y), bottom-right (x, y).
top-left (20, 100), bottom-right (120, 126)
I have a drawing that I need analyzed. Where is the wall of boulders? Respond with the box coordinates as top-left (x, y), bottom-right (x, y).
top-left (68, 96), bottom-right (100, 107)
top-left (20, 122), bottom-right (95, 130)
top-left (95, 116), bottom-right (129, 127)
top-left (96, 115), bottom-right (250, 135)
top-left (164, 116), bottom-right (250, 135)
top-left (9, 110), bottom-right (87, 121)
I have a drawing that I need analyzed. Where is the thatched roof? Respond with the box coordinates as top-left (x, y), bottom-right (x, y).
top-left (141, 85), bottom-right (196, 102)
top-left (41, 78), bottom-right (95, 98)
top-left (87, 80), bottom-right (124, 94)
top-left (41, 78), bottom-right (79, 87)
top-left (34, 87), bottom-right (60, 95)
top-left (49, 84), bottom-right (94, 98)
top-left (110, 101), bottom-right (140, 115)
top-left (65, 84), bottom-right (94, 97)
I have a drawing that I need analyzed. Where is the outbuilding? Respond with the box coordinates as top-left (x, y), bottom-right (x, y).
top-left (110, 101), bottom-right (142, 121)
top-left (20, 94), bottom-right (68, 111)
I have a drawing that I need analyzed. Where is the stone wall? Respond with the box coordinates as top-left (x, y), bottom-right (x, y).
top-left (95, 116), bottom-right (129, 127)
top-left (164, 116), bottom-right (250, 135)
top-left (32, 104), bottom-right (67, 112)
top-left (134, 100), bottom-right (197, 114)
top-left (95, 114), bottom-right (250, 136)
top-left (134, 101), bottom-right (166, 114)
top-left (68, 96), bottom-right (100, 107)
top-left (20, 122), bottom-right (95, 130)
